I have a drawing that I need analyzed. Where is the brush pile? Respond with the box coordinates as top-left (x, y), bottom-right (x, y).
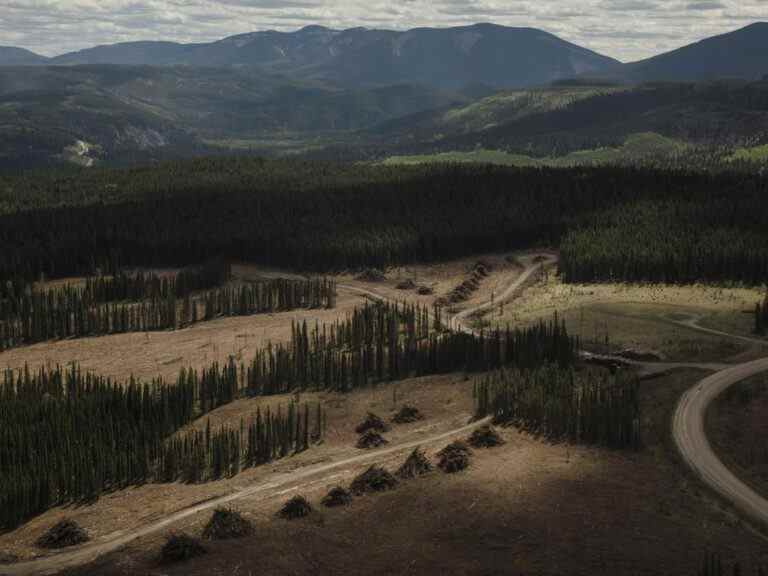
top-left (468, 425), bottom-right (505, 448)
top-left (396, 448), bottom-right (433, 479)
top-left (322, 486), bottom-right (353, 508)
top-left (437, 441), bottom-right (472, 473)
top-left (350, 466), bottom-right (398, 494)
top-left (160, 533), bottom-right (207, 563)
top-left (355, 412), bottom-right (390, 434)
top-left (436, 262), bottom-right (493, 306)
top-left (202, 507), bottom-right (253, 540)
top-left (35, 520), bottom-right (89, 549)
top-left (277, 495), bottom-right (313, 520)
top-left (392, 404), bottom-right (424, 424)
top-left (357, 430), bottom-right (388, 449)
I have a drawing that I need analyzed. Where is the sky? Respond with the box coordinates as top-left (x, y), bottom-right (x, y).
top-left (0, 0), bottom-right (766, 62)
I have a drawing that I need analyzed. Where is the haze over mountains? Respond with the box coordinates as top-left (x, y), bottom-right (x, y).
top-left (2, 22), bottom-right (767, 87)
top-left (0, 21), bottom-right (766, 169)
top-left (1, 24), bottom-right (621, 90)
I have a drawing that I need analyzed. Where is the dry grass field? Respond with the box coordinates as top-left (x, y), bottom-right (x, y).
top-left (53, 369), bottom-right (768, 576)
top-left (478, 270), bottom-right (767, 363)
top-left (3, 254), bottom-right (768, 575)
top-left (0, 373), bottom-right (475, 561)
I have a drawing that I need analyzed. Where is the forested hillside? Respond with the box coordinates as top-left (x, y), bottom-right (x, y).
top-left (336, 79), bottom-right (768, 162)
top-left (1, 158), bottom-right (766, 287)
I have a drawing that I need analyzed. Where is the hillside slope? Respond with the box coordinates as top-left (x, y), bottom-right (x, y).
top-left (622, 23), bottom-right (768, 82)
top-left (0, 47), bottom-right (48, 66)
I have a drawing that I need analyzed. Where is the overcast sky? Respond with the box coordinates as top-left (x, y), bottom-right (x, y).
top-left (1, 0), bottom-right (766, 62)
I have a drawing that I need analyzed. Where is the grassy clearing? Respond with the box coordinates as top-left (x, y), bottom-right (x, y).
top-left (478, 270), bottom-right (764, 362)
top-left (382, 133), bottom-right (687, 168)
top-left (728, 144), bottom-right (768, 163)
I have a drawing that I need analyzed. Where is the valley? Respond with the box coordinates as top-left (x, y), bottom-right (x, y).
top-left (2, 15), bottom-right (768, 576)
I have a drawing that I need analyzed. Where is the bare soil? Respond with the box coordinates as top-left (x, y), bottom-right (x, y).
top-left (0, 289), bottom-right (366, 383)
top-left (0, 373), bottom-right (474, 561)
top-left (56, 370), bottom-right (768, 576)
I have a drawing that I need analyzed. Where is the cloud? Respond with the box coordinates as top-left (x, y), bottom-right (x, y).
top-left (1, 0), bottom-right (765, 62)
top-left (686, 1), bottom-right (725, 9)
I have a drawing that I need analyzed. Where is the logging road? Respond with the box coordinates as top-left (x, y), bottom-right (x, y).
top-left (4, 254), bottom-right (768, 574)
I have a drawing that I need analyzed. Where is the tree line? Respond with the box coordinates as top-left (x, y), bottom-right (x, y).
top-left (1, 159), bottom-right (767, 286)
top-left (0, 298), bottom-right (576, 528)
top-left (560, 198), bottom-right (768, 285)
top-left (0, 276), bottom-right (336, 351)
top-left (474, 364), bottom-right (641, 450)
top-left (243, 302), bottom-right (577, 396)
top-left (0, 362), bottom-right (323, 529)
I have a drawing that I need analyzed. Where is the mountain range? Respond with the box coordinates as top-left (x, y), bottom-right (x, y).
top-left (2, 22), bottom-right (767, 88)
top-left (1, 24), bottom-right (621, 90)
top-left (0, 22), bottom-right (766, 169)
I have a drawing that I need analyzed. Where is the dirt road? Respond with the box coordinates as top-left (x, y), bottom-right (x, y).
top-left (0, 416), bottom-right (491, 576)
top-left (673, 357), bottom-right (768, 528)
top-left (4, 254), bottom-right (766, 574)
top-left (3, 256), bottom-right (553, 576)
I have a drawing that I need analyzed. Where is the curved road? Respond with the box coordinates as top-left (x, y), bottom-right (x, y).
top-left (2, 256), bottom-right (551, 576)
top-left (672, 336), bottom-right (768, 528)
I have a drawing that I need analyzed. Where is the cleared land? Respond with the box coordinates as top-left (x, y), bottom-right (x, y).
top-left (3, 254), bottom-right (768, 576)
top-left (52, 370), bottom-right (768, 576)
top-left (0, 372), bottom-right (475, 564)
top-left (0, 285), bottom-right (365, 383)
top-left (477, 270), bottom-right (766, 363)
